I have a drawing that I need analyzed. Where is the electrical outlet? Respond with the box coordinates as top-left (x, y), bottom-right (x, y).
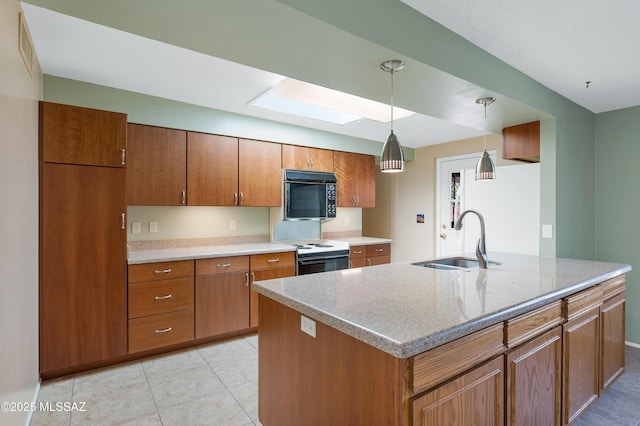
top-left (344, 218), bottom-right (350, 227)
top-left (149, 221), bottom-right (158, 233)
top-left (542, 224), bottom-right (553, 239)
top-left (301, 315), bottom-right (316, 338)
top-left (229, 220), bottom-right (237, 231)
top-left (131, 222), bottom-right (141, 234)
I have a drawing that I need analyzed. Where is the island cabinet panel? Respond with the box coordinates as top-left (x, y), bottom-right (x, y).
top-left (258, 296), bottom-right (405, 426)
top-left (411, 323), bottom-right (505, 393)
top-left (282, 144), bottom-right (334, 172)
top-left (40, 101), bottom-right (127, 167)
top-left (600, 291), bottom-right (625, 393)
top-left (562, 306), bottom-right (600, 425)
top-left (411, 356), bottom-right (504, 426)
top-left (187, 132), bottom-right (239, 206)
top-left (505, 326), bottom-right (562, 426)
top-left (126, 124), bottom-right (187, 205)
top-left (195, 256), bottom-right (250, 339)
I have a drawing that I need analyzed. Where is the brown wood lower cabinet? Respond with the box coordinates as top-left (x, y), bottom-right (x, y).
top-left (196, 271), bottom-right (250, 338)
top-left (506, 326), bottom-right (562, 426)
top-left (562, 306), bottom-right (600, 425)
top-left (350, 243), bottom-right (391, 268)
top-left (412, 356), bottom-right (504, 426)
top-left (258, 275), bottom-right (627, 426)
top-left (128, 310), bottom-right (194, 353)
top-left (250, 252), bottom-right (296, 327)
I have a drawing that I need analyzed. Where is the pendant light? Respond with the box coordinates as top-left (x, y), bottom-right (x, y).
top-left (380, 60), bottom-right (405, 173)
top-left (475, 97), bottom-right (496, 180)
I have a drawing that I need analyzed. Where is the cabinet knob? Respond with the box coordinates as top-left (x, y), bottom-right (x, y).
top-left (440, 233), bottom-right (447, 240)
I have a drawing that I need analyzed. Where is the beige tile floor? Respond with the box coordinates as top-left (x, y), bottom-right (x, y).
top-left (30, 334), bottom-right (262, 426)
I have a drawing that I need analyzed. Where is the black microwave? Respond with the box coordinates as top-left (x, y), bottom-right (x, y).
top-left (284, 169), bottom-right (337, 221)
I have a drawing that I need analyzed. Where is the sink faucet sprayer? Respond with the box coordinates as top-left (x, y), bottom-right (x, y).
top-left (454, 210), bottom-right (488, 269)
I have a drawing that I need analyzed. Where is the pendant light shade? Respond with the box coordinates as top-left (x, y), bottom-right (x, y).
top-left (380, 60), bottom-right (405, 173)
top-left (475, 97), bottom-right (496, 181)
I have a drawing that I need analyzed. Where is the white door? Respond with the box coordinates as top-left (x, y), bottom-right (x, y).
top-left (435, 152), bottom-right (496, 256)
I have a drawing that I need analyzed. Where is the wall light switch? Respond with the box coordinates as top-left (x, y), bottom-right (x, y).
top-left (149, 221), bottom-right (158, 233)
top-left (131, 222), bottom-right (141, 234)
top-left (542, 224), bottom-right (553, 239)
top-left (229, 220), bottom-right (237, 231)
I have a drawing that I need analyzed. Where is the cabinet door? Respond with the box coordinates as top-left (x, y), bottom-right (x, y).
top-left (412, 356), bottom-right (504, 426)
top-left (40, 163), bottom-right (127, 373)
top-left (334, 151), bottom-right (358, 206)
top-left (239, 139), bottom-right (282, 206)
top-left (187, 132), bottom-right (238, 206)
top-left (195, 272), bottom-right (250, 338)
top-left (600, 293), bottom-right (625, 393)
top-left (354, 153), bottom-right (376, 208)
top-left (282, 145), bottom-right (334, 172)
top-left (334, 151), bottom-right (376, 207)
top-left (126, 124), bottom-right (187, 205)
top-left (563, 307), bottom-right (600, 425)
top-left (506, 326), bottom-right (562, 426)
top-left (40, 102), bottom-right (127, 168)
top-left (250, 266), bottom-right (295, 327)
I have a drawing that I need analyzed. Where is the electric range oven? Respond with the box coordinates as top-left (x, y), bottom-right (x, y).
top-left (284, 239), bottom-right (350, 275)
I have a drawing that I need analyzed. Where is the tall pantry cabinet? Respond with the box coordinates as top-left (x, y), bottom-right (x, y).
top-left (39, 102), bottom-right (128, 376)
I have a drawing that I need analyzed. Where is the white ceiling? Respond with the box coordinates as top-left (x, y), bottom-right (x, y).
top-left (21, 1), bottom-right (640, 149)
top-left (402, 0), bottom-right (640, 114)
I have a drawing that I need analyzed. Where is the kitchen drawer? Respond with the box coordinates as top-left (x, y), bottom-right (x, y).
top-left (411, 323), bottom-right (505, 393)
top-left (505, 300), bottom-right (563, 348)
top-left (128, 260), bottom-right (194, 284)
top-left (128, 309), bottom-right (194, 353)
top-left (350, 258), bottom-right (367, 269)
top-left (366, 243), bottom-right (390, 257)
top-left (128, 277), bottom-right (194, 319)
top-left (350, 245), bottom-right (366, 259)
top-left (196, 256), bottom-right (249, 276)
top-left (564, 286), bottom-right (603, 321)
top-left (250, 252), bottom-right (295, 270)
top-left (601, 275), bottom-right (626, 301)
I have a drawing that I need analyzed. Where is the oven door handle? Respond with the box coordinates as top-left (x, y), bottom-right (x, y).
top-left (298, 256), bottom-right (350, 265)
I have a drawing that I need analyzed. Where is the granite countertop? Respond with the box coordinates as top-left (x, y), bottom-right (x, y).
top-left (128, 242), bottom-right (296, 264)
top-left (253, 252), bottom-right (631, 358)
top-left (333, 236), bottom-right (393, 245)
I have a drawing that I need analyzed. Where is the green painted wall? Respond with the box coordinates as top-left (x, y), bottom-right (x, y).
top-left (595, 106), bottom-right (640, 344)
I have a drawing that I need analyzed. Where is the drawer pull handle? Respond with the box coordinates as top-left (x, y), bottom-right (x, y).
top-left (375, 248), bottom-right (384, 252)
top-left (154, 294), bottom-right (172, 300)
top-left (245, 272), bottom-right (249, 287)
top-left (155, 327), bottom-right (172, 334)
top-left (267, 258), bottom-right (280, 263)
top-left (154, 268), bottom-right (172, 274)
top-left (217, 263), bottom-right (231, 268)
top-left (121, 149), bottom-right (126, 165)
top-left (353, 250), bottom-right (363, 254)
top-left (367, 259), bottom-right (371, 266)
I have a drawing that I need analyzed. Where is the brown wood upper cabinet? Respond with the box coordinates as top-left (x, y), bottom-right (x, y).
top-left (187, 133), bottom-right (281, 206)
top-left (502, 120), bottom-right (540, 163)
top-left (282, 144), bottom-right (334, 172)
top-left (334, 151), bottom-right (376, 208)
top-left (40, 101), bottom-right (127, 167)
top-left (126, 124), bottom-right (187, 205)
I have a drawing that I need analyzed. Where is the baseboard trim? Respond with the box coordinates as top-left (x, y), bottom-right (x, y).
top-left (625, 340), bottom-right (640, 349)
top-left (24, 379), bottom-right (41, 426)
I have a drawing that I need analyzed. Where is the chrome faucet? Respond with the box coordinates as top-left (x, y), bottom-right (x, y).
top-left (454, 209), bottom-right (488, 269)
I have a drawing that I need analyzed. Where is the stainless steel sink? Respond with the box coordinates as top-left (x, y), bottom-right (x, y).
top-left (412, 256), bottom-right (500, 270)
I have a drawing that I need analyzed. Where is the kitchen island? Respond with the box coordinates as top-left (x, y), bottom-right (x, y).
top-left (253, 253), bottom-right (630, 425)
